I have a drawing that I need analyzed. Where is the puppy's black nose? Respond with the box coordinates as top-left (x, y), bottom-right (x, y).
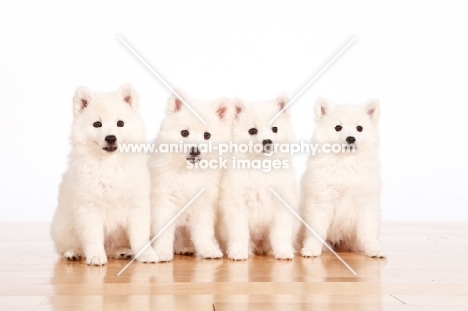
top-left (190, 146), bottom-right (200, 156)
top-left (105, 135), bottom-right (117, 144)
top-left (346, 136), bottom-right (356, 144)
top-left (262, 139), bottom-right (273, 146)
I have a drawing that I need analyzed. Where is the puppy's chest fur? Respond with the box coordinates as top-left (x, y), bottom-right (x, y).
top-left (310, 155), bottom-right (380, 240)
top-left (313, 155), bottom-right (379, 193)
top-left (242, 170), bottom-right (278, 225)
top-left (164, 169), bottom-right (221, 226)
top-left (68, 157), bottom-right (141, 209)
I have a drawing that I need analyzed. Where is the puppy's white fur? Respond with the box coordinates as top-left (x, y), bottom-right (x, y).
top-left (50, 84), bottom-right (158, 265)
top-left (219, 94), bottom-right (299, 260)
top-left (149, 91), bottom-right (232, 262)
top-left (300, 98), bottom-right (385, 258)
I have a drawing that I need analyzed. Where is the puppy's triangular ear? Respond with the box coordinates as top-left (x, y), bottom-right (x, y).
top-left (73, 86), bottom-right (93, 114)
top-left (274, 92), bottom-right (290, 118)
top-left (233, 97), bottom-right (245, 119)
top-left (118, 84), bottom-right (139, 110)
top-left (166, 89), bottom-right (188, 115)
top-left (276, 92), bottom-right (288, 110)
top-left (214, 98), bottom-right (233, 123)
top-left (315, 97), bottom-right (333, 120)
top-left (365, 98), bottom-right (380, 123)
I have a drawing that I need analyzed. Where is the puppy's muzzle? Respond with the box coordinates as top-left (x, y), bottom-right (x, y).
top-left (103, 135), bottom-right (118, 152)
top-left (346, 136), bottom-right (356, 144)
top-left (345, 136), bottom-right (356, 151)
top-left (262, 139), bottom-right (273, 153)
top-left (186, 146), bottom-right (201, 163)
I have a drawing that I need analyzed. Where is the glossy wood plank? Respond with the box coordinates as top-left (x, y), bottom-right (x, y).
top-left (0, 222), bottom-right (467, 310)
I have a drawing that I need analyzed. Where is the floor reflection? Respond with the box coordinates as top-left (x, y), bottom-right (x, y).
top-left (49, 252), bottom-right (387, 310)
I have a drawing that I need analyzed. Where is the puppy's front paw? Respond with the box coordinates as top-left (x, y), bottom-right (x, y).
top-left (301, 239), bottom-right (323, 257)
top-left (227, 248), bottom-right (248, 261)
top-left (174, 245), bottom-right (195, 256)
top-left (109, 248), bottom-right (134, 260)
top-left (227, 241), bottom-right (248, 260)
top-left (158, 253), bottom-right (174, 262)
top-left (86, 254), bottom-right (108, 266)
top-left (276, 252), bottom-right (294, 260)
top-left (136, 253), bottom-right (159, 263)
top-left (198, 247), bottom-right (223, 259)
top-left (153, 243), bottom-right (174, 262)
top-left (301, 248), bottom-right (322, 257)
top-left (63, 249), bottom-right (83, 261)
top-left (364, 240), bottom-right (386, 258)
top-left (274, 249), bottom-right (294, 260)
top-left (228, 252), bottom-right (248, 260)
top-left (272, 243), bottom-right (295, 260)
top-left (154, 250), bottom-right (173, 262)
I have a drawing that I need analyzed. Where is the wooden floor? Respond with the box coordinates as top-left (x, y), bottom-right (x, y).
top-left (1, 223), bottom-right (467, 310)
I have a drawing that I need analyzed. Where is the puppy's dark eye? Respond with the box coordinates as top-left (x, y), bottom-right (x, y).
top-left (181, 130), bottom-right (189, 137)
top-left (204, 132), bottom-right (211, 140)
top-left (272, 127), bottom-right (278, 133)
top-left (93, 121), bottom-right (102, 128)
top-left (335, 125), bottom-right (342, 132)
top-left (356, 125), bottom-right (363, 132)
top-left (117, 120), bottom-right (124, 127)
top-left (249, 128), bottom-right (258, 135)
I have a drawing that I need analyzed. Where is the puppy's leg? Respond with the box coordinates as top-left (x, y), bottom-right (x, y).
top-left (269, 184), bottom-right (299, 259)
top-left (174, 226), bottom-right (195, 256)
top-left (189, 201), bottom-right (223, 259)
top-left (224, 205), bottom-right (250, 261)
top-left (301, 202), bottom-right (332, 257)
top-left (356, 199), bottom-right (385, 258)
top-left (76, 211), bottom-right (107, 266)
top-left (128, 203), bottom-right (159, 263)
top-left (270, 207), bottom-right (295, 260)
top-left (151, 197), bottom-right (178, 262)
top-left (51, 210), bottom-right (83, 261)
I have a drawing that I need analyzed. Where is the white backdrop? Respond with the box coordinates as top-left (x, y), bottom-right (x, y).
top-left (1, 1), bottom-right (467, 222)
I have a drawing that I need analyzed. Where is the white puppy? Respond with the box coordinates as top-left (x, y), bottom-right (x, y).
top-left (300, 98), bottom-right (385, 258)
top-left (219, 94), bottom-right (299, 260)
top-left (149, 91), bottom-right (232, 262)
top-left (50, 84), bottom-right (158, 265)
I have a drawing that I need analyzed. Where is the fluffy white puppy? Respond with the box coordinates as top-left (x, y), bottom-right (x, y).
top-left (219, 94), bottom-right (299, 260)
top-left (149, 91), bottom-right (232, 262)
top-left (50, 84), bottom-right (158, 265)
top-left (300, 98), bottom-right (385, 258)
